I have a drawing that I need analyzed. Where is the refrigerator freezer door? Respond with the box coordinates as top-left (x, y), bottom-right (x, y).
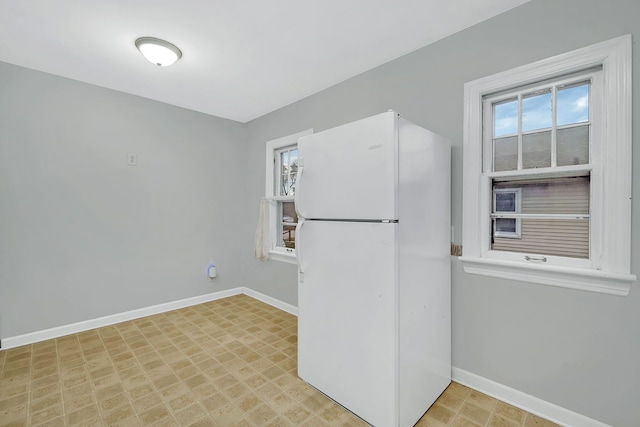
top-left (298, 220), bottom-right (398, 427)
top-left (297, 112), bottom-right (398, 220)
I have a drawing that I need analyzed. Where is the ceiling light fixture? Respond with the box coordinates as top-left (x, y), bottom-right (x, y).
top-left (135, 37), bottom-right (182, 67)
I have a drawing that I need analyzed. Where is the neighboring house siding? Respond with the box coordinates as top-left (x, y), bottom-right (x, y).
top-left (492, 177), bottom-right (589, 258)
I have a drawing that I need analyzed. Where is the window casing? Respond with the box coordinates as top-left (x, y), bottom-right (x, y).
top-left (461, 35), bottom-right (635, 296)
top-left (265, 129), bottom-right (313, 264)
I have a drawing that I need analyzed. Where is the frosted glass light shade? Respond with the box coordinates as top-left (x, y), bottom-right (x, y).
top-left (135, 37), bottom-right (182, 66)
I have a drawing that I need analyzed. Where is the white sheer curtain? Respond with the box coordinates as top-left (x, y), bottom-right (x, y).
top-left (254, 198), bottom-right (271, 261)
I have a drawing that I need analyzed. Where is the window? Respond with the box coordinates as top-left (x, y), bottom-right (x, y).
top-left (493, 188), bottom-right (521, 239)
top-left (461, 35), bottom-right (635, 295)
top-left (265, 129), bottom-right (313, 264)
top-left (275, 145), bottom-right (298, 250)
top-left (486, 74), bottom-right (594, 259)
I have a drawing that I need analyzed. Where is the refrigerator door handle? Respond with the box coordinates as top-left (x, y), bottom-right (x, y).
top-left (296, 218), bottom-right (305, 279)
top-left (295, 164), bottom-right (304, 219)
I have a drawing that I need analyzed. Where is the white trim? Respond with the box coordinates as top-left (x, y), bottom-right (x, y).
top-left (268, 249), bottom-right (297, 265)
top-left (2, 288), bottom-right (243, 349)
top-left (1, 287), bottom-right (298, 350)
top-left (488, 164), bottom-right (592, 180)
top-left (462, 35), bottom-right (635, 293)
top-left (265, 129), bottom-right (313, 261)
top-left (600, 35), bottom-right (633, 274)
top-left (265, 129), bottom-right (313, 196)
top-left (452, 367), bottom-right (611, 427)
top-left (242, 287), bottom-right (298, 316)
top-left (459, 256), bottom-right (634, 296)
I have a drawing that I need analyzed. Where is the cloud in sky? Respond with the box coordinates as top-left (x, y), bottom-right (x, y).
top-left (573, 95), bottom-right (588, 111)
top-left (557, 84), bottom-right (589, 126)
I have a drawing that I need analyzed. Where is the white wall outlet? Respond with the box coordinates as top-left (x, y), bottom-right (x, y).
top-left (128, 153), bottom-right (137, 166)
top-left (207, 264), bottom-right (217, 279)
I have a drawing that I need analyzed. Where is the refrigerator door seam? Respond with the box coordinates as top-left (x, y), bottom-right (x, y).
top-left (303, 219), bottom-right (398, 223)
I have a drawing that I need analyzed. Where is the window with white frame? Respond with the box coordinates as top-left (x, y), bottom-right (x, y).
top-left (493, 188), bottom-right (521, 239)
top-left (275, 145), bottom-right (298, 250)
top-left (486, 74), bottom-right (594, 258)
top-left (461, 35), bottom-right (635, 296)
top-left (265, 129), bottom-right (313, 264)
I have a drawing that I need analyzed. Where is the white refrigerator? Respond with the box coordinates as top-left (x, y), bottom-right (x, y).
top-left (295, 111), bottom-right (451, 427)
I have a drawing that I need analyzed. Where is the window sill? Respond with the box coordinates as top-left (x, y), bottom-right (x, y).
top-left (269, 250), bottom-right (297, 265)
top-left (459, 256), bottom-right (635, 296)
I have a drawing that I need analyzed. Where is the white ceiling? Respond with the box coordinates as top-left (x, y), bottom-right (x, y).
top-left (0, 0), bottom-right (529, 123)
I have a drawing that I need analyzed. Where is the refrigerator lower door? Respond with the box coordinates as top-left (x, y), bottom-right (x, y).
top-left (298, 220), bottom-right (397, 427)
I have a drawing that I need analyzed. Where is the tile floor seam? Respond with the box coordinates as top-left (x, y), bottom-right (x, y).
top-left (125, 320), bottom-right (181, 427)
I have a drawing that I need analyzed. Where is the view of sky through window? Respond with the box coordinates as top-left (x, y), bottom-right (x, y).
top-left (557, 83), bottom-right (589, 126)
top-left (522, 91), bottom-right (551, 132)
top-left (280, 148), bottom-right (298, 196)
top-left (494, 99), bottom-right (518, 136)
top-left (493, 83), bottom-right (589, 137)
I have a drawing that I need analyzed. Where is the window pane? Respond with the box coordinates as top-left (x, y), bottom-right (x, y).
top-left (522, 130), bottom-right (551, 169)
top-left (289, 149), bottom-right (298, 195)
top-left (280, 174), bottom-right (290, 196)
top-left (491, 176), bottom-right (590, 258)
top-left (522, 90), bottom-right (552, 132)
top-left (495, 218), bottom-right (517, 233)
top-left (282, 201), bottom-right (298, 224)
top-left (282, 225), bottom-right (296, 249)
top-left (557, 83), bottom-right (589, 126)
top-left (289, 173), bottom-right (297, 195)
top-left (493, 136), bottom-right (518, 171)
top-left (495, 192), bottom-right (517, 212)
top-left (557, 125), bottom-right (589, 166)
top-left (282, 176), bottom-right (297, 196)
top-left (494, 99), bottom-right (518, 137)
top-left (278, 201), bottom-right (297, 249)
top-left (290, 150), bottom-right (298, 188)
top-left (495, 176), bottom-right (590, 214)
top-left (280, 151), bottom-right (289, 174)
top-left (279, 150), bottom-right (289, 196)
top-left (278, 148), bottom-right (298, 196)
top-left (492, 218), bottom-right (589, 258)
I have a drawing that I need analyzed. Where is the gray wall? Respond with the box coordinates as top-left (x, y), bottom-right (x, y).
top-left (242, 1), bottom-right (640, 425)
top-left (1, 0), bottom-right (638, 425)
top-left (0, 62), bottom-right (247, 338)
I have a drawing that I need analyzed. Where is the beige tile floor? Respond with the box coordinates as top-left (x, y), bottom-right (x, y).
top-left (0, 295), bottom-right (559, 427)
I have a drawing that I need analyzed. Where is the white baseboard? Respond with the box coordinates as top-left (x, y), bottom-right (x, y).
top-left (1, 293), bottom-right (606, 427)
top-left (1, 287), bottom-right (251, 350)
top-left (242, 288), bottom-right (298, 316)
top-left (452, 367), bottom-right (610, 427)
